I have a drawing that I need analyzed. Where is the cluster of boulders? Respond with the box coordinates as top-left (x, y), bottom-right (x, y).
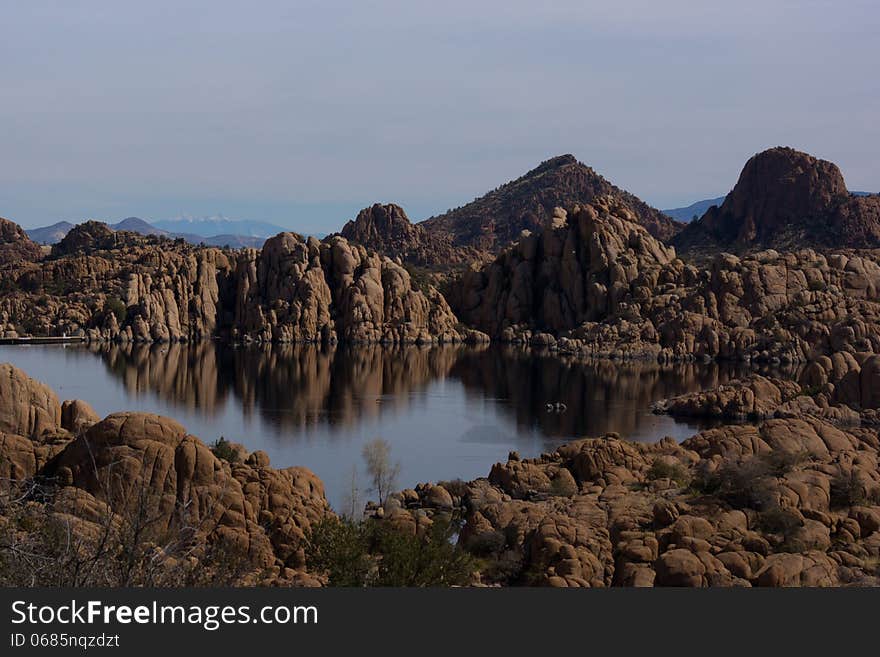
top-left (451, 198), bottom-right (880, 363)
top-left (450, 199), bottom-right (677, 338)
top-left (232, 232), bottom-right (483, 344)
top-left (376, 413), bottom-right (880, 586)
top-left (0, 220), bottom-right (489, 345)
top-left (0, 364), bottom-right (332, 586)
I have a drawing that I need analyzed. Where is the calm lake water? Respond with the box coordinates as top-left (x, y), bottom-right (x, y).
top-left (0, 343), bottom-right (784, 510)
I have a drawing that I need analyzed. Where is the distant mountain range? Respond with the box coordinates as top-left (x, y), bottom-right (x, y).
top-left (662, 197), bottom-right (726, 223)
top-left (26, 215), bottom-right (288, 248)
top-left (152, 215), bottom-right (288, 238)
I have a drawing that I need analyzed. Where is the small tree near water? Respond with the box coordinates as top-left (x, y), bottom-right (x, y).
top-left (361, 438), bottom-right (400, 505)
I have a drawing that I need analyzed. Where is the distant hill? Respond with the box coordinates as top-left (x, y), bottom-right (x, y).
top-left (419, 154), bottom-right (683, 255)
top-left (153, 215), bottom-right (286, 238)
top-left (23, 217), bottom-right (270, 248)
top-left (26, 221), bottom-right (76, 245)
top-left (111, 217), bottom-right (168, 236)
top-left (672, 147), bottom-right (880, 255)
top-left (662, 197), bottom-right (726, 223)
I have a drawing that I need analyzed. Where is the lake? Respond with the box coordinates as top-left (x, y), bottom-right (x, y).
top-left (0, 343), bottom-right (784, 510)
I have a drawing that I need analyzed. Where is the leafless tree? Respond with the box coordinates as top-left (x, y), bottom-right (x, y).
top-left (361, 438), bottom-right (400, 505)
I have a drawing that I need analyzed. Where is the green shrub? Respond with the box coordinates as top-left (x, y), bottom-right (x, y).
top-left (210, 437), bottom-right (240, 463)
top-left (105, 297), bottom-right (128, 324)
top-left (437, 478), bottom-right (469, 498)
top-left (305, 516), bottom-right (476, 587)
top-left (647, 459), bottom-right (690, 487)
top-left (830, 472), bottom-right (866, 509)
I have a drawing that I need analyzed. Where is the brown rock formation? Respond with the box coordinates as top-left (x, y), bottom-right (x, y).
top-left (233, 233), bottom-right (466, 344)
top-left (421, 154), bottom-right (682, 256)
top-left (0, 364), bottom-right (332, 586)
top-left (0, 217), bottom-right (43, 264)
top-left (0, 219), bottom-right (472, 345)
top-left (0, 363), bottom-right (62, 439)
top-left (451, 199), bottom-right (675, 338)
top-left (385, 413), bottom-right (880, 587)
top-left (674, 147), bottom-right (880, 255)
top-left (338, 203), bottom-right (474, 267)
top-left (454, 198), bottom-right (880, 363)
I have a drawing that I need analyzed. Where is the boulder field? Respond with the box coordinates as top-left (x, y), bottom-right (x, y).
top-left (0, 363), bottom-right (332, 586)
top-left (0, 221), bottom-right (488, 345)
top-left (450, 198), bottom-right (880, 363)
top-left (2, 362), bottom-right (879, 586)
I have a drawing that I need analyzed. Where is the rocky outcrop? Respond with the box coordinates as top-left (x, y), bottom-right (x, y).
top-left (380, 414), bottom-right (880, 587)
top-left (232, 233), bottom-right (469, 344)
top-left (0, 217), bottom-right (43, 265)
top-left (0, 363), bottom-right (62, 439)
top-left (454, 199), bottom-right (880, 363)
top-left (0, 364), bottom-right (332, 586)
top-left (652, 375), bottom-right (802, 421)
top-left (674, 147), bottom-right (880, 255)
top-left (0, 217), bottom-right (474, 345)
top-left (338, 203), bottom-right (475, 267)
top-left (451, 200), bottom-right (676, 338)
top-left (421, 154), bottom-right (682, 257)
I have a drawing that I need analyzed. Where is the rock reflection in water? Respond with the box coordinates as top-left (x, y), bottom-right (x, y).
top-left (450, 346), bottom-right (800, 439)
top-left (87, 341), bottom-right (797, 442)
top-left (89, 341), bottom-right (475, 432)
top-left (3, 342), bottom-right (799, 510)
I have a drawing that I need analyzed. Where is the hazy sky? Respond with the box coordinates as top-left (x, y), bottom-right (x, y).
top-left (1, 1), bottom-right (878, 231)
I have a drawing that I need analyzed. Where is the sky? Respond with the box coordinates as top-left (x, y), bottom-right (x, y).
top-left (1, 0), bottom-right (878, 232)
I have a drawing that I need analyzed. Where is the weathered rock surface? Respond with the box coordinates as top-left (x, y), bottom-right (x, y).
top-left (338, 203), bottom-right (475, 267)
top-left (452, 200), bottom-right (676, 338)
top-left (0, 217), bottom-right (470, 345)
top-left (453, 200), bottom-right (880, 363)
top-left (421, 154), bottom-right (682, 257)
top-left (674, 147), bottom-right (880, 255)
top-left (653, 375), bottom-right (802, 421)
top-left (0, 217), bottom-right (43, 265)
top-left (385, 413), bottom-right (880, 587)
top-left (0, 364), bottom-right (332, 586)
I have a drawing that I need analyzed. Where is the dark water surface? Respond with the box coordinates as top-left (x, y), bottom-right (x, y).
top-left (0, 343), bottom-right (785, 510)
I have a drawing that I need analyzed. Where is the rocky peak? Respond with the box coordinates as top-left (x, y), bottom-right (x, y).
top-left (51, 220), bottom-right (165, 256)
top-left (674, 147), bottom-right (880, 254)
top-left (451, 199), bottom-right (676, 337)
top-left (420, 154), bottom-right (682, 258)
top-left (340, 203), bottom-right (423, 251)
top-left (52, 220), bottom-right (117, 255)
top-left (337, 203), bottom-right (472, 267)
top-left (0, 217), bottom-right (43, 264)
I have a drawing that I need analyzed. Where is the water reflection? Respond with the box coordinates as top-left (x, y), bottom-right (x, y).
top-left (86, 341), bottom-right (797, 443)
top-left (2, 342), bottom-right (798, 510)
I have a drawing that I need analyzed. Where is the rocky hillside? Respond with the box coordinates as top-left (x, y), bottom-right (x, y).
top-left (0, 217), bottom-right (44, 265)
top-left (368, 365), bottom-right (880, 587)
top-left (0, 363), bottom-right (332, 586)
top-left (420, 154), bottom-right (682, 258)
top-left (338, 203), bottom-right (479, 267)
top-left (0, 218), bottom-right (482, 345)
top-left (4, 359), bottom-right (879, 587)
top-left (450, 198), bottom-right (675, 337)
top-left (673, 147), bottom-right (880, 256)
top-left (452, 197), bottom-right (880, 363)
